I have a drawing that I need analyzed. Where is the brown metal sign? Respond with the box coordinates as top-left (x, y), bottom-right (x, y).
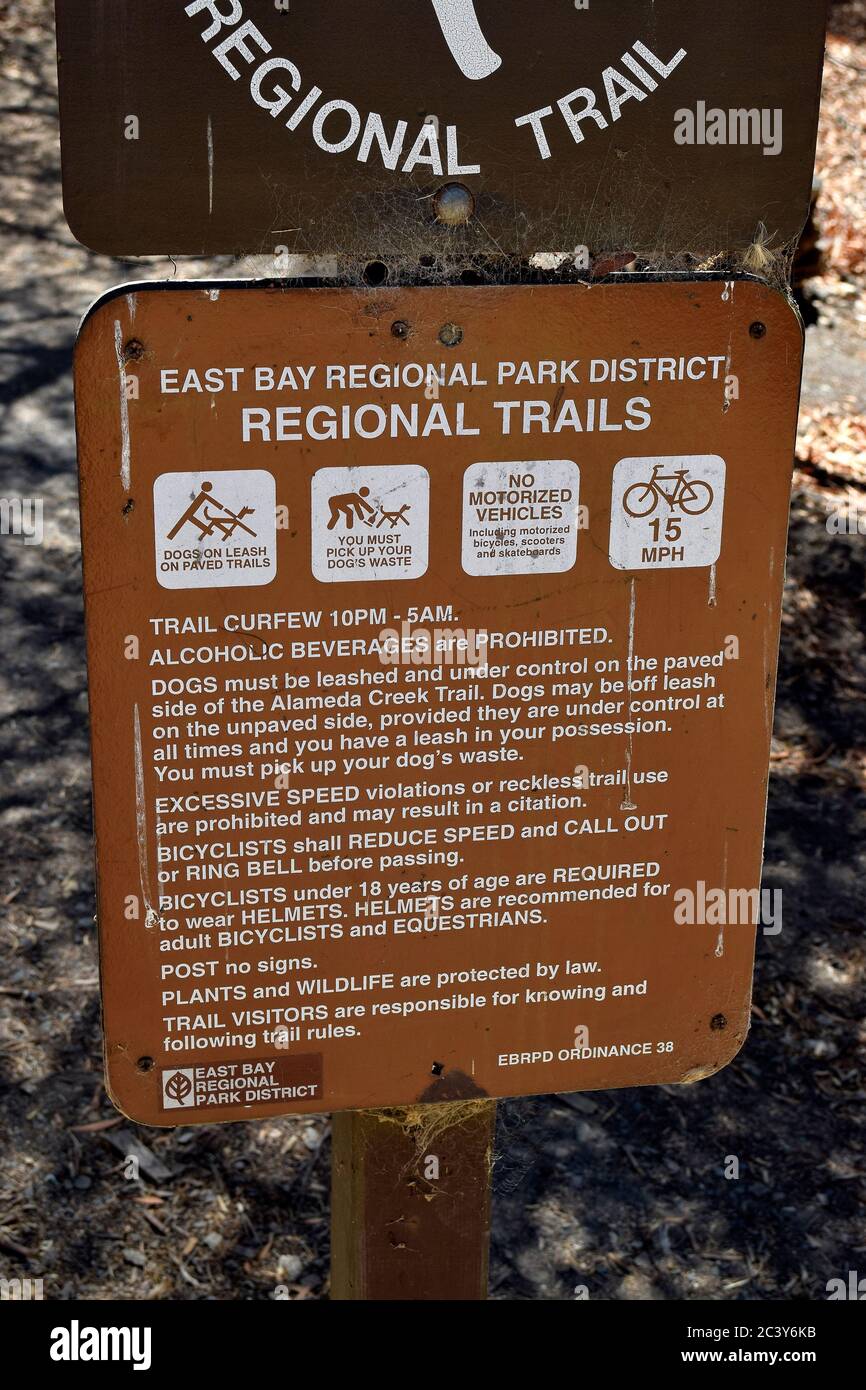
top-left (75, 278), bottom-right (801, 1126)
top-left (55, 0), bottom-right (827, 259)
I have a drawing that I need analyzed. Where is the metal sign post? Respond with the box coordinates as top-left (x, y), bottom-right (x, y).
top-left (331, 1093), bottom-right (497, 1300)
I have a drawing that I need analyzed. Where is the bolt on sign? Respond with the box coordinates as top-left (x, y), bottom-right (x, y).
top-left (55, 0), bottom-right (827, 260)
top-left (74, 277), bottom-right (802, 1126)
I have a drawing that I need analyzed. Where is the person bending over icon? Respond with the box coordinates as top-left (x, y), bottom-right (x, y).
top-left (327, 487), bottom-right (377, 529)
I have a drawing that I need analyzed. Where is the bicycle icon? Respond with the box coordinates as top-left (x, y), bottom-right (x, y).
top-left (622, 465), bottom-right (714, 519)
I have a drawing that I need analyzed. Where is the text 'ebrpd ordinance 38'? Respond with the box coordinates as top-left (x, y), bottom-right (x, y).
top-left (73, 279), bottom-right (803, 1125)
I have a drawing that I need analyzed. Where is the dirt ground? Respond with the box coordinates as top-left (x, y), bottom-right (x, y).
top-left (0, 1), bottom-right (864, 1301)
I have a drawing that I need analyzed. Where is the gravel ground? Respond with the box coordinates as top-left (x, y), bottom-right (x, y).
top-left (0, 0), bottom-right (864, 1301)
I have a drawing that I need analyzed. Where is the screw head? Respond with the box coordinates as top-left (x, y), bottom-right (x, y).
top-left (439, 322), bottom-right (463, 348)
top-left (391, 320), bottom-right (411, 340)
top-left (136, 1056), bottom-right (155, 1072)
top-left (710, 1013), bottom-right (728, 1031)
top-left (433, 182), bottom-right (475, 226)
top-left (749, 321), bottom-right (767, 339)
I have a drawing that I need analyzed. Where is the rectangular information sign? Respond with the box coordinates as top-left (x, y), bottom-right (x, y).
top-left (55, 0), bottom-right (827, 258)
top-left (74, 279), bottom-right (802, 1125)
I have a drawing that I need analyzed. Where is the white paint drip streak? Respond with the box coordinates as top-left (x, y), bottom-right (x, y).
top-left (207, 115), bottom-right (214, 215)
top-left (626, 577), bottom-right (636, 680)
top-left (134, 704), bottom-right (157, 928)
top-left (623, 578), bottom-right (637, 809)
top-left (715, 842), bottom-right (729, 958)
top-left (114, 320), bottom-right (131, 490)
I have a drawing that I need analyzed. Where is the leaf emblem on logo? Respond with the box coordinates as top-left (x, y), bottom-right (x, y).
top-left (165, 1070), bottom-right (192, 1102)
top-left (431, 0), bottom-right (502, 80)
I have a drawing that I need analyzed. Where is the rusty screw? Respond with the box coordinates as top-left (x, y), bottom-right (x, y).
top-left (749, 322), bottom-right (767, 340)
top-left (391, 320), bottom-right (411, 340)
top-left (439, 322), bottom-right (463, 347)
top-left (136, 1056), bottom-right (154, 1072)
top-left (123, 338), bottom-right (145, 362)
top-left (433, 182), bottom-right (475, 226)
top-left (710, 1013), bottom-right (728, 1031)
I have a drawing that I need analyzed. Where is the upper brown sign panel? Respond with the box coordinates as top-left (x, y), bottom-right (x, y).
top-left (55, 0), bottom-right (827, 259)
top-left (74, 277), bottom-right (802, 1125)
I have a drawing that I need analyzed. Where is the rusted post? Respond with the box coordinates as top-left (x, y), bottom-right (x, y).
top-left (331, 1085), bottom-right (496, 1301)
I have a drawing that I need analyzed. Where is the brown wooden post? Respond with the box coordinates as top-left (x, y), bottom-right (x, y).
top-left (331, 1082), bottom-right (496, 1301)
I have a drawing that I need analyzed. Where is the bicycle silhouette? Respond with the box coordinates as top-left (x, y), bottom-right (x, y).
top-left (622, 465), bottom-right (714, 519)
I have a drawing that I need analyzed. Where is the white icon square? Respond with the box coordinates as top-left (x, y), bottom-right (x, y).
top-left (609, 455), bottom-right (726, 570)
top-left (461, 460), bottom-right (581, 576)
top-left (153, 469), bottom-right (277, 589)
top-left (161, 1067), bottom-right (196, 1109)
top-left (311, 466), bottom-right (429, 583)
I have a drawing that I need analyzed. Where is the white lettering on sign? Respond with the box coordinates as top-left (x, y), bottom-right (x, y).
top-left (461, 461), bottom-right (582, 577)
top-left (183, 2), bottom-right (686, 176)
